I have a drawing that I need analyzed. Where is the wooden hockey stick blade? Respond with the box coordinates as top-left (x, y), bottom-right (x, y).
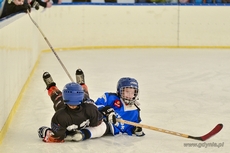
top-left (116, 119), bottom-right (223, 141)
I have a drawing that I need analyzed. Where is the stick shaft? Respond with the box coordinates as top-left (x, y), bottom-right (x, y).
top-left (27, 11), bottom-right (74, 82)
top-left (116, 118), bottom-right (189, 138)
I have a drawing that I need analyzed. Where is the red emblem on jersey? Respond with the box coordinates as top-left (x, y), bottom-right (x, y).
top-left (113, 100), bottom-right (121, 108)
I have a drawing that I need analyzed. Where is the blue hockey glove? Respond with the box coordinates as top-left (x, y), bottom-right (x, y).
top-left (100, 106), bottom-right (117, 124)
top-left (133, 127), bottom-right (145, 137)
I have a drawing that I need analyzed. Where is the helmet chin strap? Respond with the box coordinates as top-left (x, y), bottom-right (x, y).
top-left (122, 98), bottom-right (141, 111)
top-left (123, 98), bottom-right (136, 106)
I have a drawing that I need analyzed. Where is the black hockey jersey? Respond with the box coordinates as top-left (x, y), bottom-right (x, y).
top-left (51, 101), bottom-right (103, 140)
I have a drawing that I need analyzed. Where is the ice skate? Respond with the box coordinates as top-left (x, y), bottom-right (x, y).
top-left (42, 72), bottom-right (56, 90)
top-left (75, 69), bottom-right (85, 85)
top-left (75, 69), bottom-right (89, 97)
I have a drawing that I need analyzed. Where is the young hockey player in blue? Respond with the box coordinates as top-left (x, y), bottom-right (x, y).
top-left (95, 77), bottom-right (145, 137)
top-left (76, 69), bottom-right (145, 137)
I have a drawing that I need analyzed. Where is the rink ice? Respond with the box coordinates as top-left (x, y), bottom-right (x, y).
top-left (0, 48), bottom-right (229, 153)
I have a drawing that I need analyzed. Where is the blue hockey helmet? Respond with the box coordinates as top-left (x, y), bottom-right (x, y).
top-left (62, 82), bottom-right (84, 106)
top-left (116, 77), bottom-right (139, 105)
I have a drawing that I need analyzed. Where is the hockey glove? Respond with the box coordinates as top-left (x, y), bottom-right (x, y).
top-left (38, 126), bottom-right (52, 138)
top-left (30, 0), bottom-right (40, 10)
top-left (133, 126), bottom-right (145, 137)
top-left (100, 106), bottom-right (117, 124)
top-left (38, 126), bottom-right (63, 143)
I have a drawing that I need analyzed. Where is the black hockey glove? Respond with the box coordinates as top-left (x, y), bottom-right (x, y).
top-left (132, 126), bottom-right (145, 137)
top-left (100, 106), bottom-right (117, 124)
top-left (38, 126), bottom-right (52, 138)
top-left (30, 0), bottom-right (40, 10)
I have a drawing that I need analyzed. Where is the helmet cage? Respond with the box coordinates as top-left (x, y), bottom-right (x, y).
top-left (117, 77), bottom-right (139, 105)
top-left (120, 86), bottom-right (138, 105)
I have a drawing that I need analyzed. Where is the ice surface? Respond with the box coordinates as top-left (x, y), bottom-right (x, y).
top-left (0, 48), bottom-right (229, 153)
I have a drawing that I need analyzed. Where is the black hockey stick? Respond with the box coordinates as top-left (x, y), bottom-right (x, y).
top-left (27, 10), bottom-right (74, 82)
top-left (116, 119), bottom-right (223, 141)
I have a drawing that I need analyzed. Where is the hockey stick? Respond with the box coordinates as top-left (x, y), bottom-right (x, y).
top-left (27, 10), bottom-right (74, 82)
top-left (116, 118), bottom-right (223, 141)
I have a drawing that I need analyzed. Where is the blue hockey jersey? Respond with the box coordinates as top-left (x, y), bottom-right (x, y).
top-left (95, 92), bottom-right (141, 136)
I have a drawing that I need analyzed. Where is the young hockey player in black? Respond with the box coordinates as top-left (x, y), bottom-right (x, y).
top-left (38, 72), bottom-right (112, 143)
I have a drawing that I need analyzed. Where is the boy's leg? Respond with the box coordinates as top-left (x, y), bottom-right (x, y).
top-left (43, 72), bottom-right (65, 111)
top-left (65, 121), bottom-right (108, 142)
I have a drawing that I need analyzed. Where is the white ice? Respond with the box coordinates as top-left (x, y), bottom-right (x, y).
top-left (0, 48), bottom-right (229, 153)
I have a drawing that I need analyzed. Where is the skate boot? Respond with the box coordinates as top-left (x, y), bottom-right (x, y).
top-left (75, 69), bottom-right (89, 97)
top-left (43, 72), bottom-right (56, 90)
top-left (75, 69), bottom-right (85, 85)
